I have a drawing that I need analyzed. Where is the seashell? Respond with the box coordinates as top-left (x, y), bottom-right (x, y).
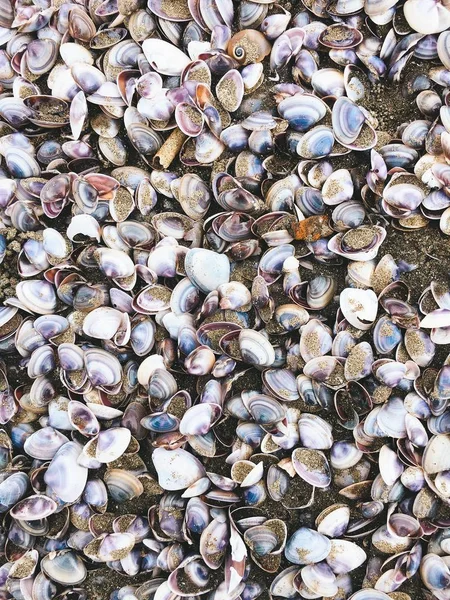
top-left (377, 396), bottom-right (407, 437)
top-left (299, 414), bottom-right (333, 449)
top-left (153, 447), bottom-right (206, 490)
top-left (278, 93), bottom-right (327, 132)
top-left (340, 288), bottom-right (378, 330)
top-left (316, 503), bottom-right (350, 537)
top-left (372, 524), bottom-right (414, 554)
top-left (239, 330), bottom-right (275, 367)
top-left (82, 307), bottom-right (123, 340)
top-left (285, 527), bottom-right (331, 565)
top-left (228, 30), bottom-right (271, 65)
top-left (16, 280), bottom-right (57, 315)
top-left (243, 394), bottom-right (285, 427)
top-left (10, 494), bottom-right (58, 521)
top-left (326, 539), bottom-right (367, 573)
top-left (185, 248), bottom-right (230, 293)
top-left (93, 428), bottom-right (131, 463)
top-left (104, 469), bottom-right (144, 502)
top-left (303, 355), bottom-right (345, 388)
top-left (422, 434), bottom-right (450, 475)
top-left (84, 348), bottom-right (122, 387)
top-left (299, 319), bottom-right (332, 362)
top-left (404, 0), bottom-right (450, 35)
top-left (275, 304), bottom-right (309, 332)
top-left (296, 125), bottom-right (335, 159)
top-left (320, 24), bottom-right (363, 49)
top-left (142, 39), bottom-right (191, 75)
top-left (332, 97), bottom-right (366, 146)
top-left (330, 441), bottom-right (362, 470)
top-left (344, 342), bottom-right (374, 381)
top-left (24, 427), bottom-right (68, 460)
top-left (44, 442), bottom-right (88, 503)
top-left (311, 68), bottom-right (345, 97)
top-left (292, 448), bottom-right (331, 488)
top-left (180, 403), bottom-right (222, 435)
top-left (379, 444), bottom-right (404, 486)
top-left (95, 248), bottom-right (134, 279)
top-left (349, 592), bottom-right (391, 600)
top-left (41, 551), bottom-right (87, 585)
top-left (404, 328), bottom-right (435, 367)
top-left (328, 226), bottom-right (387, 261)
top-left (373, 316), bottom-right (402, 355)
top-left (301, 562), bottom-right (338, 597)
top-left (216, 69), bottom-right (244, 112)
top-left (0, 472), bottom-right (29, 508)
top-left (185, 345), bottom-right (216, 375)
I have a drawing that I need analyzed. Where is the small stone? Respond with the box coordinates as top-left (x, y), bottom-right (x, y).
top-left (293, 215), bottom-right (334, 242)
top-left (185, 248), bottom-right (230, 293)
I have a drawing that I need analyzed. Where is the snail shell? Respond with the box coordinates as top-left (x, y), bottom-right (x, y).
top-left (227, 30), bottom-right (271, 66)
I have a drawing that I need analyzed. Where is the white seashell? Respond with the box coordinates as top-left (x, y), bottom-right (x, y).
top-left (188, 41), bottom-right (212, 60)
top-left (301, 563), bottom-right (338, 597)
top-left (95, 428), bottom-right (131, 463)
top-left (44, 442), bottom-right (88, 503)
top-left (95, 248), bottom-right (134, 278)
top-left (70, 90), bottom-right (87, 141)
top-left (102, 225), bottom-right (130, 253)
top-left (185, 248), bottom-right (230, 293)
top-left (16, 280), bottom-right (57, 315)
top-left (326, 539), bottom-right (367, 574)
top-left (431, 326), bottom-right (450, 344)
top-left (340, 288), bottom-right (378, 330)
top-left (440, 206), bottom-right (450, 236)
top-left (422, 434), bottom-right (450, 475)
top-left (60, 43), bottom-right (94, 67)
top-left (43, 228), bottom-right (70, 259)
top-left (137, 354), bottom-right (167, 386)
top-left (142, 39), bottom-right (191, 75)
top-left (86, 403), bottom-right (123, 420)
top-left (162, 312), bottom-right (194, 339)
top-left (240, 461), bottom-right (264, 487)
top-left (152, 447), bottom-right (206, 490)
top-left (420, 309), bottom-right (450, 329)
top-left (379, 444), bottom-right (404, 486)
top-left (404, 0), bottom-right (450, 34)
top-left (82, 307), bottom-right (123, 340)
top-left (348, 260), bottom-right (375, 287)
top-left (67, 214), bottom-right (101, 241)
top-left (377, 397), bottom-right (407, 438)
top-left (322, 169), bottom-right (354, 206)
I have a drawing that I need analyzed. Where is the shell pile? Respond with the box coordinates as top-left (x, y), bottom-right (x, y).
top-left (2, 0), bottom-right (450, 599)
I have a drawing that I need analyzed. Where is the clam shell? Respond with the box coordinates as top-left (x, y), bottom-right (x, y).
top-left (44, 442), bottom-right (88, 503)
top-left (239, 330), bottom-right (275, 367)
top-left (82, 307), bottom-right (123, 340)
top-left (10, 494), bottom-right (58, 521)
top-left (41, 551), bottom-right (87, 585)
top-left (23, 427), bottom-right (69, 460)
top-left (340, 288), bottom-right (378, 330)
top-left (153, 447), bottom-right (206, 490)
top-left (292, 448), bottom-right (331, 488)
top-left (185, 248), bottom-right (231, 293)
top-left (285, 527), bottom-right (331, 565)
top-left (94, 428), bottom-right (131, 463)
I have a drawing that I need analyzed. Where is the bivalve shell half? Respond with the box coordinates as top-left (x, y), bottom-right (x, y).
top-left (239, 330), bottom-right (275, 367)
top-left (340, 288), bottom-right (378, 331)
top-left (285, 527), bottom-right (331, 565)
top-left (152, 447), bottom-right (206, 490)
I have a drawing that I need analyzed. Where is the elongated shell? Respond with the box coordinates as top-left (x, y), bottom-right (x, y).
top-left (142, 39), bottom-right (190, 75)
